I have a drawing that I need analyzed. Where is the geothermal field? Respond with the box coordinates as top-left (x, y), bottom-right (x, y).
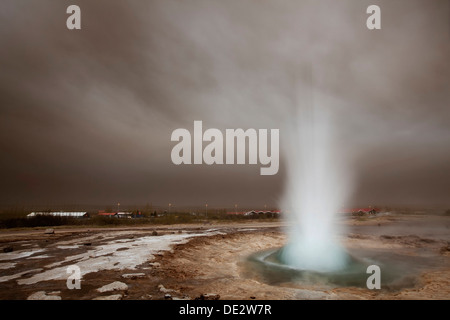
top-left (0, 212), bottom-right (449, 300)
top-left (1, 0), bottom-right (449, 305)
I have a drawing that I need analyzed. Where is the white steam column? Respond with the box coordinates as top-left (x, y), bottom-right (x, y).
top-left (280, 89), bottom-right (352, 272)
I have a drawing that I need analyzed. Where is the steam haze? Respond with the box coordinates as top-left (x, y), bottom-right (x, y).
top-left (0, 0), bottom-right (449, 208)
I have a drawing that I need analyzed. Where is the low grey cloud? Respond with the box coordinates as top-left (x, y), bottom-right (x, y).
top-left (0, 0), bottom-right (448, 208)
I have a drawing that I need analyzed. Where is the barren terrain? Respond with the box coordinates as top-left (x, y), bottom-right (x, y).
top-left (0, 214), bottom-right (449, 300)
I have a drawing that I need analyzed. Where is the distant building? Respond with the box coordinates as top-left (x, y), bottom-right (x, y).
top-left (339, 207), bottom-right (379, 216)
top-left (97, 211), bottom-right (135, 218)
top-left (97, 212), bottom-right (117, 218)
top-left (227, 210), bottom-right (281, 217)
top-left (244, 210), bottom-right (281, 217)
top-left (116, 212), bottom-right (133, 218)
top-left (27, 212), bottom-right (88, 218)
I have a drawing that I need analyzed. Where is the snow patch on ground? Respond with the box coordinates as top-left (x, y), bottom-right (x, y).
top-left (56, 245), bottom-right (80, 250)
top-left (27, 291), bottom-right (61, 300)
top-left (0, 262), bottom-right (16, 270)
top-left (0, 248), bottom-right (45, 261)
top-left (0, 268), bottom-right (43, 283)
top-left (16, 230), bottom-right (223, 285)
top-left (97, 281), bottom-right (128, 293)
top-left (27, 254), bottom-right (52, 259)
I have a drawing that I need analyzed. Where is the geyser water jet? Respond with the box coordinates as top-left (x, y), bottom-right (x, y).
top-left (279, 97), bottom-right (352, 272)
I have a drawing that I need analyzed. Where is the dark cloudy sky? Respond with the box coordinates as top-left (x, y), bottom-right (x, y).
top-left (0, 0), bottom-right (449, 209)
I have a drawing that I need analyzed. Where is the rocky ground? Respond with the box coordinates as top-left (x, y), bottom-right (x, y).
top-left (0, 214), bottom-right (449, 300)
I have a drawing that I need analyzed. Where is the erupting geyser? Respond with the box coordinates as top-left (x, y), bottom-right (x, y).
top-left (278, 97), bottom-right (353, 273)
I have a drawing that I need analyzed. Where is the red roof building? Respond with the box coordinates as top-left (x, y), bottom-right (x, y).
top-left (98, 212), bottom-right (117, 217)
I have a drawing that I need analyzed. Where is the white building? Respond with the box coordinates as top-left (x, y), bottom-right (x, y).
top-left (27, 212), bottom-right (88, 218)
top-left (116, 212), bottom-right (133, 218)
